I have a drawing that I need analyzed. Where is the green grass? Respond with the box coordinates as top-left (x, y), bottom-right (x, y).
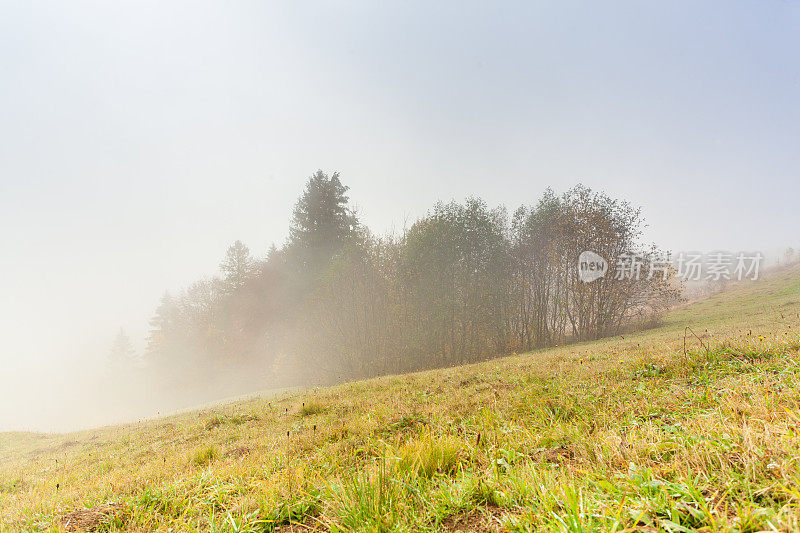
top-left (299, 401), bottom-right (326, 418)
top-left (2, 266), bottom-right (800, 531)
top-left (191, 446), bottom-right (218, 467)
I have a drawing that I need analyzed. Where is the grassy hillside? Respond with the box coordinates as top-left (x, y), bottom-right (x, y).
top-left (2, 266), bottom-right (800, 532)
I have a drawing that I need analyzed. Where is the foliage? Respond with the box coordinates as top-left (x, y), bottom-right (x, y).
top-left (219, 240), bottom-right (255, 292)
top-left (142, 173), bottom-right (680, 396)
top-left (108, 328), bottom-right (137, 371)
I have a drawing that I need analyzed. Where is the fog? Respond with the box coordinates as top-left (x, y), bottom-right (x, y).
top-left (1, 1), bottom-right (799, 432)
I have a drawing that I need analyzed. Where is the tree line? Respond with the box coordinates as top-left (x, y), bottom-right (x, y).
top-left (134, 171), bottom-right (680, 399)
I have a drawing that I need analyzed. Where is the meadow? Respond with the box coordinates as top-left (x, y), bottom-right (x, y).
top-left (2, 265), bottom-right (800, 532)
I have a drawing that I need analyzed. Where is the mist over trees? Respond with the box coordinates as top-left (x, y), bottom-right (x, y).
top-left (108, 328), bottom-right (137, 372)
top-left (137, 172), bottom-right (680, 402)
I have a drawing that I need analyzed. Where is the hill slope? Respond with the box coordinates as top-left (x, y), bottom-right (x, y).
top-left (2, 266), bottom-right (800, 532)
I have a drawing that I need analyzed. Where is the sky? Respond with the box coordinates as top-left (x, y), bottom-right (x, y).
top-left (1, 1), bottom-right (799, 431)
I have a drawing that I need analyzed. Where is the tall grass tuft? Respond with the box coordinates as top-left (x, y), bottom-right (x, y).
top-left (191, 445), bottom-right (217, 467)
top-left (395, 435), bottom-right (464, 478)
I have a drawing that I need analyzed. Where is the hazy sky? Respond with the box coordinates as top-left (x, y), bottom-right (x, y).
top-left (1, 1), bottom-right (798, 431)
